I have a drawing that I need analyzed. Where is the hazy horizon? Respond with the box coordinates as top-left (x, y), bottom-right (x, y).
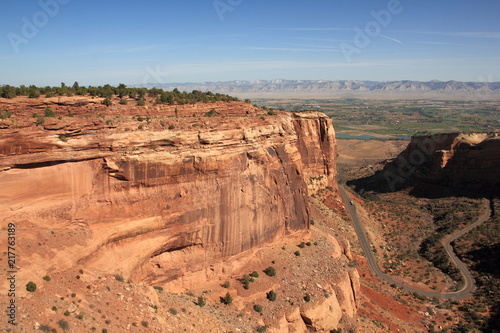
top-left (1, 0), bottom-right (499, 86)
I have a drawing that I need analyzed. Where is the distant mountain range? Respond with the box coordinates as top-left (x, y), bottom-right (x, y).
top-left (143, 80), bottom-right (500, 100)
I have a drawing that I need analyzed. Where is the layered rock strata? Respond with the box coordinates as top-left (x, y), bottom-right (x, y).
top-left (0, 105), bottom-right (337, 290)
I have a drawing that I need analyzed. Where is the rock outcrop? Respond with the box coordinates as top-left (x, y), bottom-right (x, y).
top-left (0, 101), bottom-right (338, 291)
top-left (394, 132), bottom-right (500, 194)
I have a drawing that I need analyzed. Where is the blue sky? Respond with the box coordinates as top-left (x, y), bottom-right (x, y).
top-left (1, 0), bottom-right (499, 86)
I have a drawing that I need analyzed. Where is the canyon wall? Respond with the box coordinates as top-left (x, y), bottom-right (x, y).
top-left (395, 132), bottom-right (500, 194)
top-left (0, 105), bottom-right (337, 290)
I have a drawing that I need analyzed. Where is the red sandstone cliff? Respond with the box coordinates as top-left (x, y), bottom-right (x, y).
top-left (0, 100), bottom-right (337, 290)
top-left (395, 132), bottom-right (500, 194)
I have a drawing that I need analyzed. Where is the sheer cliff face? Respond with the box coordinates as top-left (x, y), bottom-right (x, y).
top-left (0, 109), bottom-right (336, 288)
top-left (396, 132), bottom-right (500, 194)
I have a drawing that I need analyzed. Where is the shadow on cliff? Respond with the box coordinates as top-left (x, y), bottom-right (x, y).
top-left (346, 160), bottom-right (499, 200)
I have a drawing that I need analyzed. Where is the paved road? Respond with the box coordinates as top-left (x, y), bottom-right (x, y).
top-left (339, 186), bottom-right (491, 300)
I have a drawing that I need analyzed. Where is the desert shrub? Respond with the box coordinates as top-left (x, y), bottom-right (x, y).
top-left (63, 311), bottom-right (70, 317)
top-left (43, 275), bottom-right (51, 281)
top-left (44, 107), bottom-right (55, 117)
top-left (253, 304), bottom-right (263, 313)
top-left (153, 286), bottom-right (163, 292)
top-left (137, 98), bottom-right (145, 106)
top-left (168, 308), bottom-right (178, 315)
top-left (250, 271), bottom-right (259, 278)
top-left (168, 124), bottom-right (175, 130)
top-left (119, 99), bottom-right (128, 105)
top-left (222, 281), bottom-right (230, 288)
top-left (222, 292), bottom-right (233, 305)
top-left (26, 281), bottom-right (37, 292)
top-left (264, 267), bottom-right (276, 277)
top-left (205, 109), bottom-right (217, 117)
top-left (101, 98), bottom-right (112, 107)
top-left (57, 319), bottom-right (69, 330)
top-left (267, 290), bottom-right (277, 301)
top-left (51, 306), bottom-right (57, 311)
top-left (304, 294), bottom-right (311, 302)
top-left (141, 321), bottom-right (148, 327)
top-left (294, 251), bottom-right (301, 257)
top-left (114, 274), bottom-right (124, 282)
top-left (298, 242), bottom-right (306, 248)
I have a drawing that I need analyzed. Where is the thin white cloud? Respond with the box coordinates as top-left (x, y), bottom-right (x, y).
top-left (410, 41), bottom-right (462, 46)
top-left (276, 27), bottom-right (353, 31)
top-left (244, 46), bottom-right (340, 52)
top-left (281, 42), bottom-right (341, 50)
top-left (379, 34), bottom-right (403, 44)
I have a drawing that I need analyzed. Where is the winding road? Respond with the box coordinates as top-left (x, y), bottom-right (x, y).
top-left (339, 186), bottom-right (491, 300)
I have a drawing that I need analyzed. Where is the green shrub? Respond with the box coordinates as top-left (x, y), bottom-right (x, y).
top-left (267, 290), bottom-right (277, 301)
top-left (264, 267), bottom-right (276, 277)
top-left (153, 286), bottom-right (164, 292)
top-left (298, 242), bottom-right (306, 248)
top-left (137, 99), bottom-right (146, 106)
top-left (250, 271), bottom-right (259, 278)
top-left (44, 107), bottom-right (55, 117)
top-left (222, 292), bottom-right (233, 305)
top-left (51, 306), bottom-right (57, 311)
top-left (63, 311), bottom-right (70, 317)
top-left (168, 124), bottom-right (175, 130)
top-left (114, 274), bottom-right (124, 282)
top-left (26, 281), bottom-right (37, 292)
top-left (141, 321), bottom-right (148, 327)
top-left (43, 275), bottom-right (51, 281)
top-left (119, 99), bottom-right (128, 105)
top-left (204, 109), bottom-right (216, 117)
top-left (253, 304), bottom-right (263, 313)
top-left (294, 251), bottom-right (301, 257)
top-left (304, 294), bottom-right (311, 302)
top-left (222, 281), bottom-right (230, 288)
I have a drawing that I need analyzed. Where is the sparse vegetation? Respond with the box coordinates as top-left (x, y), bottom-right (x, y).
top-left (26, 281), bottom-right (37, 292)
top-left (264, 267), bottom-right (276, 277)
top-left (114, 274), bottom-right (124, 282)
top-left (266, 290), bottom-right (277, 301)
top-left (222, 292), bottom-right (233, 305)
top-left (253, 304), bottom-right (263, 313)
top-left (43, 275), bottom-right (51, 281)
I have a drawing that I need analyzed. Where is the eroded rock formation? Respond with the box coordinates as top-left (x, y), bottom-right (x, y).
top-left (395, 132), bottom-right (500, 194)
top-left (0, 102), bottom-right (338, 291)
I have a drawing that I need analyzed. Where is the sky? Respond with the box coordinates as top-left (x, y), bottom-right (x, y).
top-left (1, 0), bottom-right (499, 86)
